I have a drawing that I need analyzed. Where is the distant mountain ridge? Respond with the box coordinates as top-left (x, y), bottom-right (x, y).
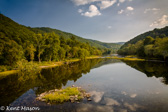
top-left (118, 26), bottom-right (168, 61)
top-left (29, 27), bottom-right (122, 49)
top-left (0, 14), bottom-right (122, 50)
top-left (121, 26), bottom-right (168, 48)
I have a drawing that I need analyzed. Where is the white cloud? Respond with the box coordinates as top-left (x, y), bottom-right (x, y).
top-left (80, 5), bottom-right (101, 17)
top-left (98, 0), bottom-right (117, 10)
top-left (118, 6), bottom-right (134, 15)
top-left (118, 9), bottom-right (124, 14)
top-left (127, 6), bottom-right (134, 11)
top-left (144, 8), bottom-right (160, 14)
top-left (78, 9), bottom-right (83, 13)
top-left (117, 0), bottom-right (132, 6)
top-left (72, 0), bottom-right (117, 9)
top-left (71, 0), bottom-right (101, 6)
top-left (119, 0), bottom-right (125, 3)
top-left (150, 15), bottom-right (168, 27)
top-left (73, 0), bottom-right (117, 17)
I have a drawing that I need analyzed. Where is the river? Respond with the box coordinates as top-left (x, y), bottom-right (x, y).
top-left (0, 58), bottom-right (168, 112)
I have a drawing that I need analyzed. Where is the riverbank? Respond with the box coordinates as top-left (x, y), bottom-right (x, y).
top-left (110, 55), bottom-right (167, 62)
top-left (39, 56), bottom-right (101, 69)
top-left (0, 56), bottom-right (101, 77)
top-left (108, 56), bottom-right (145, 61)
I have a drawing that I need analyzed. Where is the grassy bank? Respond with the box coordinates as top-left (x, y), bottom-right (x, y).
top-left (37, 56), bottom-right (101, 69)
top-left (108, 56), bottom-right (145, 61)
top-left (0, 70), bottom-right (19, 78)
top-left (0, 56), bottom-right (101, 76)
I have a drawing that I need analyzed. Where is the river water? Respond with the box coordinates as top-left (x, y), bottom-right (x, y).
top-left (1, 58), bottom-right (168, 112)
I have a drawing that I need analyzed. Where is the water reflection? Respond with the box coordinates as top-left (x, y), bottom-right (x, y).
top-left (0, 59), bottom-right (120, 106)
top-left (76, 103), bottom-right (114, 112)
top-left (123, 61), bottom-right (168, 84)
top-left (123, 102), bottom-right (143, 111)
top-left (90, 91), bottom-right (104, 103)
top-left (1, 59), bottom-right (168, 112)
top-left (102, 98), bottom-right (120, 106)
top-left (36, 59), bottom-right (113, 94)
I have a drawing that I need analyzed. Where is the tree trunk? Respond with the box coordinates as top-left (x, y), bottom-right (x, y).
top-left (38, 54), bottom-right (41, 63)
top-left (49, 55), bottom-right (52, 63)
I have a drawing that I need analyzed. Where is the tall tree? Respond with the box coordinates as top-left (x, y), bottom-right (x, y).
top-left (36, 33), bottom-right (47, 63)
top-left (45, 32), bottom-right (60, 62)
top-left (26, 44), bottom-right (36, 61)
top-left (58, 47), bottom-right (66, 60)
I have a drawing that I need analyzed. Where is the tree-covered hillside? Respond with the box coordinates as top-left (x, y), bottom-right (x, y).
top-left (118, 27), bottom-right (168, 61)
top-left (29, 27), bottom-right (122, 50)
top-left (0, 14), bottom-right (103, 66)
top-left (121, 26), bottom-right (168, 48)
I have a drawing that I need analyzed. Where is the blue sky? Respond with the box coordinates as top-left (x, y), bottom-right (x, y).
top-left (0, 0), bottom-right (168, 42)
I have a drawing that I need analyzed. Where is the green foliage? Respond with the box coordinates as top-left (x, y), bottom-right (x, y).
top-left (42, 87), bottom-right (81, 103)
top-left (61, 87), bottom-right (80, 96)
top-left (26, 44), bottom-right (36, 61)
top-left (118, 35), bottom-right (168, 61)
top-left (121, 26), bottom-right (168, 48)
top-left (43, 32), bottom-right (60, 61)
top-left (78, 48), bottom-right (90, 59)
top-left (0, 65), bottom-right (10, 72)
top-left (0, 65), bottom-right (13, 72)
top-left (0, 14), bottom-right (105, 67)
top-left (144, 45), bottom-right (154, 57)
top-left (0, 37), bottom-right (24, 65)
top-left (144, 36), bottom-right (154, 45)
top-left (29, 27), bottom-right (122, 51)
top-left (16, 59), bottom-right (41, 75)
top-left (43, 92), bottom-right (70, 103)
top-left (119, 26), bottom-right (168, 61)
top-left (58, 47), bottom-right (66, 60)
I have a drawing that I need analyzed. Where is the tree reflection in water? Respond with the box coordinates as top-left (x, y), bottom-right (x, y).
top-left (0, 58), bottom-right (120, 106)
top-left (123, 61), bottom-right (168, 84)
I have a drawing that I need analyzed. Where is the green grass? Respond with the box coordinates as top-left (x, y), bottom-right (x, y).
top-left (42, 87), bottom-right (82, 103)
top-left (0, 70), bottom-right (19, 79)
top-left (43, 92), bottom-right (70, 103)
top-left (61, 87), bottom-right (80, 96)
top-left (0, 55), bottom-right (101, 76)
top-left (109, 56), bottom-right (145, 61)
top-left (125, 55), bottom-right (137, 58)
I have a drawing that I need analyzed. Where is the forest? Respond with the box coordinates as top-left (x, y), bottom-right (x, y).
top-left (0, 13), bottom-right (113, 70)
top-left (118, 26), bottom-right (168, 61)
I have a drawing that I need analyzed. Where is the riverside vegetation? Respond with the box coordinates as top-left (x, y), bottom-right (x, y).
top-left (118, 26), bottom-right (168, 62)
top-left (110, 56), bottom-right (145, 61)
top-left (0, 58), bottom-right (104, 106)
top-left (1, 14), bottom-right (120, 73)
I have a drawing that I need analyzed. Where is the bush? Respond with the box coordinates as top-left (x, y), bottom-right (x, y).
top-left (0, 65), bottom-right (12, 72)
top-left (16, 59), bottom-right (41, 74)
top-left (0, 66), bottom-right (7, 72)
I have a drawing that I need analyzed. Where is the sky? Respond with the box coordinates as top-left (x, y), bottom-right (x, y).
top-left (0, 0), bottom-right (168, 42)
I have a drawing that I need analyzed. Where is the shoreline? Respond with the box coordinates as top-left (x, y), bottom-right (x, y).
top-left (1, 55), bottom-right (166, 77)
top-left (109, 56), bottom-right (145, 61)
top-left (0, 56), bottom-right (101, 76)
